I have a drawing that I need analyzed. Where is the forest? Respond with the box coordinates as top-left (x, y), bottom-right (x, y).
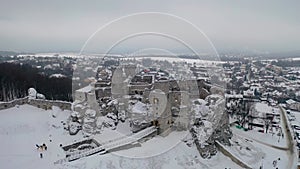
top-left (0, 62), bottom-right (72, 102)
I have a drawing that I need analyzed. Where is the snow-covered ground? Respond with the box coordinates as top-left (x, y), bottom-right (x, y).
top-left (224, 133), bottom-right (290, 168)
top-left (0, 105), bottom-right (242, 169)
top-left (231, 114), bottom-right (287, 149)
top-left (287, 110), bottom-right (300, 160)
top-left (0, 104), bottom-right (84, 169)
top-left (232, 126), bottom-right (287, 148)
top-left (230, 103), bottom-right (287, 148)
top-left (228, 106), bottom-right (299, 168)
top-left (289, 110), bottom-right (300, 128)
top-left (58, 142), bottom-right (242, 169)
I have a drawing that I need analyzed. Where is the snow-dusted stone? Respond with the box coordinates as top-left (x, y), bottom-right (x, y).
top-left (37, 93), bottom-right (45, 99)
top-left (28, 88), bottom-right (37, 99)
top-left (192, 120), bottom-right (213, 144)
top-left (85, 109), bottom-right (96, 118)
top-left (107, 112), bottom-right (117, 121)
top-left (69, 122), bottom-right (81, 135)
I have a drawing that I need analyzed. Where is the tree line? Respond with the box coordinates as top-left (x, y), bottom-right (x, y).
top-left (0, 62), bottom-right (72, 102)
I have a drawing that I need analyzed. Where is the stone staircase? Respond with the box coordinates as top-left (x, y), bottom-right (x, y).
top-left (54, 126), bottom-right (157, 164)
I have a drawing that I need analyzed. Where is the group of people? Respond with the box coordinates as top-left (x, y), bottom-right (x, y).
top-left (36, 143), bottom-right (48, 158)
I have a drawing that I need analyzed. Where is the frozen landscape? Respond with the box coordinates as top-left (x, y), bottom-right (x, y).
top-left (1, 1), bottom-right (300, 168)
top-left (0, 104), bottom-right (241, 169)
top-left (0, 55), bottom-right (299, 169)
top-left (0, 103), bottom-right (297, 169)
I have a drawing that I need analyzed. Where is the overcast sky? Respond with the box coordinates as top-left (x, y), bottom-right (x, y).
top-left (0, 0), bottom-right (299, 54)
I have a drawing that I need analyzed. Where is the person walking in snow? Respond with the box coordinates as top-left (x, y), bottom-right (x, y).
top-left (272, 160), bottom-right (277, 167)
top-left (40, 153), bottom-right (43, 158)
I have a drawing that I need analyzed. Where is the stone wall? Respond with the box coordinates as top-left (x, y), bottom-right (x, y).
top-left (0, 97), bottom-right (29, 110)
top-left (95, 87), bottom-right (112, 99)
top-left (0, 97), bottom-right (71, 111)
top-left (129, 84), bottom-right (152, 95)
top-left (27, 99), bottom-right (71, 110)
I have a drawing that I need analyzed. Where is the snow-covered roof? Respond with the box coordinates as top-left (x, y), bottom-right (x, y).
top-left (286, 99), bottom-right (296, 105)
top-left (225, 94), bottom-right (243, 99)
top-left (49, 73), bottom-right (66, 78)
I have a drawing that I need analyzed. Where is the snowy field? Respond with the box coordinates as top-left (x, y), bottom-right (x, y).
top-left (229, 106), bottom-right (298, 169)
top-left (224, 133), bottom-right (291, 168)
top-left (231, 124), bottom-right (287, 148)
top-left (0, 104), bottom-right (83, 169)
top-left (0, 105), bottom-right (243, 169)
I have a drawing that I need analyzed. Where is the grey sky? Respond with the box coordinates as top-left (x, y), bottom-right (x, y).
top-left (0, 0), bottom-right (299, 54)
